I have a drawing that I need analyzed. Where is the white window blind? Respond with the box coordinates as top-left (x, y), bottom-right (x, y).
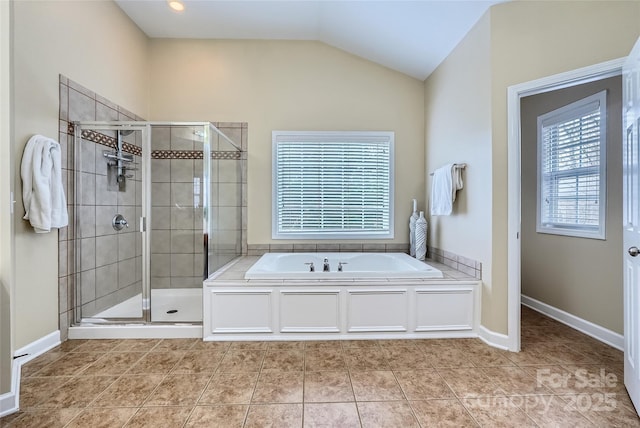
top-left (537, 90), bottom-right (607, 239)
top-left (273, 131), bottom-right (394, 239)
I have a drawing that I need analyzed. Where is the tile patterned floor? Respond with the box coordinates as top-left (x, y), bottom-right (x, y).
top-left (1, 306), bottom-right (639, 427)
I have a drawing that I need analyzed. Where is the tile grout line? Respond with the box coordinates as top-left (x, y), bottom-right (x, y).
top-left (300, 344), bottom-right (307, 428)
top-left (343, 350), bottom-right (364, 428)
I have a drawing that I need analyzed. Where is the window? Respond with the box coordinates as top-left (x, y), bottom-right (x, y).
top-left (537, 91), bottom-right (607, 239)
top-left (273, 131), bottom-right (394, 239)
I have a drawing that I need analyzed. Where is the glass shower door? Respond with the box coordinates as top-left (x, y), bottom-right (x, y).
top-left (149, 124), bottom-right (208, 323)
top-left (74, 123), bottom-right (148, 322)
top-left (208, 125), bottom-right (243, 273)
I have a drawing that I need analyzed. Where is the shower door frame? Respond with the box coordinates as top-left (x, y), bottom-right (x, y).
top-left (72, 121), bottom-right (213, 325)
top-left (73, 122), bottom-right (151, 324)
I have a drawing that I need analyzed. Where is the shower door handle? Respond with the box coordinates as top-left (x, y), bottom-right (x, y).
top-left (140, 217), bottom-right (146, 232)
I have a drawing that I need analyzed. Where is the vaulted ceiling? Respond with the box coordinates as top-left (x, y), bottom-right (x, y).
top-left (115, 0), bottom-right (503, 80)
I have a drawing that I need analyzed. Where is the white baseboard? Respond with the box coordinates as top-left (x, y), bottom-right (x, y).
top-left (0, 391), bottom-right (16, 419)
top-left (521, 295), bottom-right (623, 351)
top-left (13, 330), bottom-right (61, 363)
top-left (478, 325), bottom-right (511, 351)
top-left (0, 330), bottom-right (60, 418)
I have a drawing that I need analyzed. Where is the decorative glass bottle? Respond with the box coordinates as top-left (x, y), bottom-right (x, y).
top-left (409, 199), bottom-right (418, 257)
top-left (415, 211), bottom-right (427, 261)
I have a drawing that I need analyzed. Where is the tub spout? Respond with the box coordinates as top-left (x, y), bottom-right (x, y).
top-left (305, 262), bottom-right (315, 272)
top-left (323, 258), bottom-right (330, 272)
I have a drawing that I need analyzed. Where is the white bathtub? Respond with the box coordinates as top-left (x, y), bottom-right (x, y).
top-left (244, 252), bottom-right (443, 279)
top-left (205, 255), bottom-right (480, 341)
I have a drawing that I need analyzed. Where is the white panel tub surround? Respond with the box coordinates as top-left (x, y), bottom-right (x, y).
top-left (415, 287), bottom-right (476, 331)
top-left (280, 290), bottom-right (341, 333)
top-left (209, 290), bottom-right (273, 334)
top-left (347, 290), bottom-right (408, 332)
top-left (204, 268), bottom-right (480, 341)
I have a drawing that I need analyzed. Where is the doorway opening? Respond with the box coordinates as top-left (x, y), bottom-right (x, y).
top-left (507, 58), bottom-right (625, 352)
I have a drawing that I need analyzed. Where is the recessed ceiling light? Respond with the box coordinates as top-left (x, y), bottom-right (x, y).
top-left (168, 0), bottom-right (185, 12)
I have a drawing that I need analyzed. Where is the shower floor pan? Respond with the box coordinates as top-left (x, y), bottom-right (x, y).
top-left (92, 288), bottom-right (202, 322)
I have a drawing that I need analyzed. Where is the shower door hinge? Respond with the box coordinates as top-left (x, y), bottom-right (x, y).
top-left (139, 217), bottom-right (146, 232)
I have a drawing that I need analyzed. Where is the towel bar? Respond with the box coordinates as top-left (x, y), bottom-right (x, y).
top-left (429, 163), bottom-right (466, 176)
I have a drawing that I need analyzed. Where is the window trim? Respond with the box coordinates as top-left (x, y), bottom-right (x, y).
top-left (536, 90), bottom-right (607, 240)
top-left (272, 130), bottom-right (395, 240)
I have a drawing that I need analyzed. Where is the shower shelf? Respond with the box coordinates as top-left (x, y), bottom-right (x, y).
top-left (103, 151), bottom-right (135, 163)
top-left (107, 164), bottom-right (139, 172)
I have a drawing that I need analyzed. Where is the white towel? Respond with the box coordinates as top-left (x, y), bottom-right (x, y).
top-left (21, 135), bottom-right (68, 233)
top-left (430, 163), bottom-right (464, 216)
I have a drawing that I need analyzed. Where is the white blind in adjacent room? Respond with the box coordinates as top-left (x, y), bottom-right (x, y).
top-left (273, 131), bottom-right (394, 239)
top-left (537, 90), bottom-right (607, 239)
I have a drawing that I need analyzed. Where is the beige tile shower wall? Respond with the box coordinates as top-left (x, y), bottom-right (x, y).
top-left (59, 76), bottom-right (144, 338)
top-left (210, 122), bottom-right (247, 272)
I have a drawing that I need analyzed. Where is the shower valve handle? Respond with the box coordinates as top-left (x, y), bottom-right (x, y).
top-left (112, 214), bottom-right (129, 231)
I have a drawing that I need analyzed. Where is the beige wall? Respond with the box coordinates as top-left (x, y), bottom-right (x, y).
top-left (1, 0), bottom-right (13, 394)
top-left (521, 76), bottom-right (623, 334)
top-left (424, 12), bottom-right (493, 325)
top-left (12, 0), bottom-right (148, 349)
top-left (425, 1), bottom-right (640, 334)
top-left (147, 39), bottom-right (426, 245)
top-left (489, 0), bottom-right (640, 333)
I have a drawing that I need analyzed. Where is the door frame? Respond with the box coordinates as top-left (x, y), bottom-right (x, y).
top-left (506, 58), bottom-right (625, 352)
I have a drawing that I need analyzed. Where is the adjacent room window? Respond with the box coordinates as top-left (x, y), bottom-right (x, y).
top-left (273, 131), bottom-right (394, 239)
top-left (537, 90), bottom-right (607, 239)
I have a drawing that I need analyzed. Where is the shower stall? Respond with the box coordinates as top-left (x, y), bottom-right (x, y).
top-left (70, 121), bottom-right (243, 329)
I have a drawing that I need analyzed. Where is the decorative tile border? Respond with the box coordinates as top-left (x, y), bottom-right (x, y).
top-left (212, 151), bottom-right (242, 160)
top-left (67, 124), bottom-right (242, 160)
top-left (151, 150), bottom-right (241, 160)
top-left (151, 150), bottom-right (203, 160)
